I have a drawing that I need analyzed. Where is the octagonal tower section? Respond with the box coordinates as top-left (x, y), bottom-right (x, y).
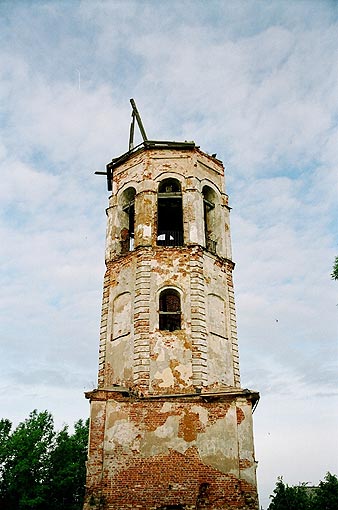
top-left (84, 142), bottom-right (259, 510)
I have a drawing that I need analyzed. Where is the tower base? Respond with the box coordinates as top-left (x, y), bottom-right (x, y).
top-left (83, 389), bottom-right (259, 510)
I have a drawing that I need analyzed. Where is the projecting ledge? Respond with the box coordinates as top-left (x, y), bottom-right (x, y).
top-left (85, 387), bottom-right (259, 408)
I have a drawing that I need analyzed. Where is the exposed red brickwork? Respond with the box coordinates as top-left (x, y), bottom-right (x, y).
top-left (85, 447), bottom-right (258, 510)
top-left (84, 395), bottom-right (259, 510)
top-left (239, 459), bottom-right (253, 470)
top-left (236, 407), bottom-right (245, 425)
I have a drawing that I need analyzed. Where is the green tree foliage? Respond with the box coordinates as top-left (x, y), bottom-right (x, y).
top-left (0, 410), bottom-right (89, 510)
top-left (312, 472), bottom-right (338, 510)
top-left (0, 410), bottom-right (54, 509)
top-left (331, 256), bottom-right (338, 280)
top-left (0, 419), bottom-right (12, 489)
top-left (268, 473), bottom-right (338, 510)
top-left (268, 477), bottom-right (313, 510)
top-left (47, 419), bottom-right (89, 509)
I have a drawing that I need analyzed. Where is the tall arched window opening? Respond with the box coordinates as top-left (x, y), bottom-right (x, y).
top-left (159, 289), bottom-right (181, 331)
top-left (202, 186), bottom-right (217, 254)
top-left (157, 179), bottom-right (183, 246)
top-left (120, 187), bottom-right (136, 253)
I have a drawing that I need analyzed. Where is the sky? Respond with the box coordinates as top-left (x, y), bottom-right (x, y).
top-left (0, 0), bottom-right (337, 507)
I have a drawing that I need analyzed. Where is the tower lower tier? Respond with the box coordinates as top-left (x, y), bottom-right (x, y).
top-left (83, 389), bottom-right (259, 510)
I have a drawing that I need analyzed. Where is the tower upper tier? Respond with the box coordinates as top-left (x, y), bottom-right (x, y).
top-left (104, 143), bottom-right (232, 262)
top-left (97, 142), bottom-right (242, 394)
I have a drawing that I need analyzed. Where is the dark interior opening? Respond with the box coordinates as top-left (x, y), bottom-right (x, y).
top-left (202, 186), bottom-right (217, 254)
top-left (121, 188), bottom-right (135, 253)
top-left (157, 179), bottom-right (183, 246)
top-left (159, 289), bottom-right (181, 331)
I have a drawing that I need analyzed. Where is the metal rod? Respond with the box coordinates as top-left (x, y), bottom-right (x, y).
top-left (129, 111), bottom-right (135, 150)
top-left (130, 98), bottom-right (148, 142)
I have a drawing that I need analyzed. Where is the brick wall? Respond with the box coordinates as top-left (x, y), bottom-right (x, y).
top-left (83, 393), bottom-right (259, 510)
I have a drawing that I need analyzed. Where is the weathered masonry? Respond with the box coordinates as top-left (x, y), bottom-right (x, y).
top-left (83, 106), bottom-right (259, 510)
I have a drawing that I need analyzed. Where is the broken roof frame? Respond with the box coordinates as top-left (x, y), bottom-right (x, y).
top-left (95, 99), bottom-right (196, 191)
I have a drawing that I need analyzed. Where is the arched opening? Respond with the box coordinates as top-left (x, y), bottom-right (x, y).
top-left (120, 187), bottom-right (136, 253)
top-left (202, 185), bottom-right (217, 254)
top-left (157, 178), bottom-right (183, 246)
top-left (159, 288), bottom-right (181, 331)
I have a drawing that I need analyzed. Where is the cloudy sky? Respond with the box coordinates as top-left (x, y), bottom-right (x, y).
top-left (1, 0), bottom-right (337, 507)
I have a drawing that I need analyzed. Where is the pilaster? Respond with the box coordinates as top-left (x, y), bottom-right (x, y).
top-left (133, 248), bottom-right (152, 388)
top-left (190, 247), bottom-right (208, 387)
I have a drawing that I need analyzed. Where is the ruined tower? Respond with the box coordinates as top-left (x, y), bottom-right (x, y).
top-left (83, 102), bottom-right (259, 510)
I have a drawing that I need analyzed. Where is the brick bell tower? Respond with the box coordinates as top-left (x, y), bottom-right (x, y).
top-left (83, 101), bottom-right (259, 510)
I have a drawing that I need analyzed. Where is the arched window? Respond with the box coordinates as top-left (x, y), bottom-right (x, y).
top-left (120, 187), bottom-right (136, 253)
top-left (159, 289), bottom-right (181, 331)
top-left (202, 185), bottom-right (217, 254)
top-left (157, 178), bottom-right (183, 246)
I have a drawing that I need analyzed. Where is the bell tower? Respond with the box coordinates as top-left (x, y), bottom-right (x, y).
top-left (83, 101), bottom-right (259, 510)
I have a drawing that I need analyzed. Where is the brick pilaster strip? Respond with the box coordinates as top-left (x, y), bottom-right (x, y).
top-left (97, 270), bottom-right (110, 388)
top-left (227, 269), bottom-right (241, 387)
top-left (133, 248), bottom-right (151, 387)
top-left (190, 247), bottom-right (208, 386)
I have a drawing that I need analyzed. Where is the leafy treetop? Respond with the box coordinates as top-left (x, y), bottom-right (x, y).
top-left (268, 472), bottom-right (338, 510)
top-left (331, 256), bottom-right (338, 280)
top-left (0, 410), bottom-right (88, 510)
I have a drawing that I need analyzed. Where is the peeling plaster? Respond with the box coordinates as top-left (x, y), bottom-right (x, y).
top-left (154, 367), bottom-right (175, 388)
top-left (105, 418), bottom-right (139, 451)
top-left (197, 411), bottom-right (239, 475)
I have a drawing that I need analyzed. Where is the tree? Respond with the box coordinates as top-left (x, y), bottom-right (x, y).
top-left (312, 472), bottom-right (338, 510)
top-left (268, 477), bottom-right (312, 510)
top-left (0, 410), bottom-right (89, 510)
top-left (0, 419), bottom-right (12, 497)
top-left (268, 473), bottom-right (338, 510)
top-left (46, 418), bottom-right (89, 510)
top-left (331, 256), bottom-right (338, 280)
top-left (0, 410), bottom-right (55, 509)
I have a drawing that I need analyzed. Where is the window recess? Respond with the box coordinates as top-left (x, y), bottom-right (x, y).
top-left (159, 289), bottom-right (181, 331)
top-left (157, 179), bottom-right (183, 247)
top-left (120, 188), bottom-right (136, 253)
